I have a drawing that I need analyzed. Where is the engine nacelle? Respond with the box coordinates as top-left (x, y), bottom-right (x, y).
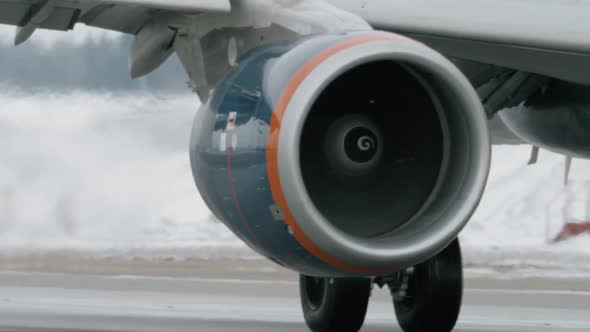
top-left (190, 32), bottom-right (490, 276)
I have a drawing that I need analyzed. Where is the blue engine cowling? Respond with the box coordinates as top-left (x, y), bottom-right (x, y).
top-left (190, 32), bottom-right (490, 277)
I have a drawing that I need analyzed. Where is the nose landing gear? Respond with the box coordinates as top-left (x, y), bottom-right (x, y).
top-left (299, 239), bottom-right (463, 332)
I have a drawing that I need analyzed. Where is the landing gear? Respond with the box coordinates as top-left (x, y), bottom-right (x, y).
top-left (392, 239), bottom-right (463, 332)
top-left (299, 275), bottom-right (371, 332)
top-left (298, 239), bottom-right (463, 332)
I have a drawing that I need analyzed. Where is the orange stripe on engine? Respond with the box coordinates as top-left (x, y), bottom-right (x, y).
top-left (266, 34), bottom-right (397, 274)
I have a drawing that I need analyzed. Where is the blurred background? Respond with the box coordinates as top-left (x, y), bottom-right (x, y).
top-left (0, 24), bottom-right (589, 275)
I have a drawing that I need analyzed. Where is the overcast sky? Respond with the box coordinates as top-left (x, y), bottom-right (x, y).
top-left (0, 24), bottom-right (188, 92)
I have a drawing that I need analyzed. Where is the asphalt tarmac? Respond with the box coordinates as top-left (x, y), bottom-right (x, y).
top-left (0, 258), bottom-right (588, 332)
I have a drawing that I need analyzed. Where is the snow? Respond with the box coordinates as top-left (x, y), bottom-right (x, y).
top-left (0, 89), bottom-right (242, 256)
top-left (0, 89), bottom-right (589, 274)
top-left (462, 145), bottom-right (590, 273)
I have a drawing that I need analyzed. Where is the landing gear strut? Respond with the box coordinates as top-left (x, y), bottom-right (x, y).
top-left (392, 239), bottom-right (463, 332)
top-left (298, 239), bottom-right (463, 332)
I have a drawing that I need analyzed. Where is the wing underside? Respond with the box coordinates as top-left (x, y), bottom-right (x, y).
top-left (329, 0), bottom-right (590, 86)
top-left (0, 0), bottom-right (230, 40)
top-left (1, 0), bottom-right (589, 85)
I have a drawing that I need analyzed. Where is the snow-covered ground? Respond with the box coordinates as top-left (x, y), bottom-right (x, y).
top-left (0, 90), bottom-right (589, 274)
top-left (463, 146), bottom-right (590, 273)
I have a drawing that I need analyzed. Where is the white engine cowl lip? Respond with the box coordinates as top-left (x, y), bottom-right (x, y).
top-left (277, 37), bottom-right (491, 271)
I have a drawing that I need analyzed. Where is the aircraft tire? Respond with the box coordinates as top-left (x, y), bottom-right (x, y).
top-left (392, 238), bottom-right (463, 332)
top-left (299, 275), bottom-right (371, 332)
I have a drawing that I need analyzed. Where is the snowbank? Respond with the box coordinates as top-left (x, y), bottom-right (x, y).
top-left (463, 145), bottom-right (590, 273)
top-left (0, 90), bottom-right (589, 274)
top-left (0, 90), bottom-right (241, 254)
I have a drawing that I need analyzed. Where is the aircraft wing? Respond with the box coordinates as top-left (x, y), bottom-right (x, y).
top-left (330, 0), bottom-right (590, 86)
top-left (0, 0), bottom-right (230, 42)
top-left (3, 0), bottom-right (589, 86)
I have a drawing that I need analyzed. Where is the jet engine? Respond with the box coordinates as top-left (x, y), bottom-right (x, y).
top-left (190, 32), bottom-right (490, 276)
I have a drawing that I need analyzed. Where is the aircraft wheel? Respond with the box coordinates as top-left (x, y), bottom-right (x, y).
top-left (300, 275), bottom-right (371, 332)
top-left (392, 239), bottom-right (463, 332)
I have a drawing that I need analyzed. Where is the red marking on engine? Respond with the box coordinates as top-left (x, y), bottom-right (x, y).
top-left (266, 33), bottom-right (398, 274)
top-left (226, 132), bottom-right (258, 243)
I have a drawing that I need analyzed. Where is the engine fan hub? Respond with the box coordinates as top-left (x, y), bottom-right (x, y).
top-left (344, 127), bottom-right (378, 163)
top-left (324, 115), bottom-right (383, 178)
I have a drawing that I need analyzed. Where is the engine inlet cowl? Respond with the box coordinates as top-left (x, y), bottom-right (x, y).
top-left (190, 32), bottom-right (490, 276)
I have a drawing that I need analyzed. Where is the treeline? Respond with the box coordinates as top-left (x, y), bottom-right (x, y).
top-left (0, 35), bottom-right (187, 92)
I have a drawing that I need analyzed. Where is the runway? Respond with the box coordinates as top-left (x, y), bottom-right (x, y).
top-left (0, 265), bottom-right (588, 332)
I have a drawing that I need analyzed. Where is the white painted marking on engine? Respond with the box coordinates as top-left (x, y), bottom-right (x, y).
top-left (227, 112), bottom-right (237, 130)
top-left (220, 133), bottom-right (227, 152)
top-left (357, 136), bottom-right (375, 151)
